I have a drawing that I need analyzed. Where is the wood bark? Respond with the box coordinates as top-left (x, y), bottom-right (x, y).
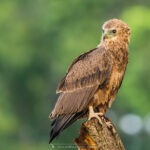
top-left (74, 117), bottom-right (125, 150)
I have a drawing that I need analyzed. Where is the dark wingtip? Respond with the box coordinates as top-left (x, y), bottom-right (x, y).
top-left (49, 131), bottom-right (53, 143)
top-left (49, 136), bottom-right (55, 143)
top-left (49, 112), bottom-right (85, 144)
top-left (49, 137), bottom-right (52, 144)
top-left (49, 128), bottom-right (59, 143)
top-left (49, 134), bottom-right (54, 143)
top-left (49, 120), bottom-right (59, 143)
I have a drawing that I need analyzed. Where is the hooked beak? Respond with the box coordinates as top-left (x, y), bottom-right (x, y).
top-left (103, 31), bottom-right (110, 40)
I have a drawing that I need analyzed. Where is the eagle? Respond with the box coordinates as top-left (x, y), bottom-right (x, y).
top-left (49, 19), bottom-right (130, 143)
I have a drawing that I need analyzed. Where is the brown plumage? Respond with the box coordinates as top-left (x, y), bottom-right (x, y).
top-left (49, 19), bottom-right (130, 143)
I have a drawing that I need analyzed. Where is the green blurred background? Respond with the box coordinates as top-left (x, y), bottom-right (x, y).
top-left (0, 0), bottom-right (150, 150)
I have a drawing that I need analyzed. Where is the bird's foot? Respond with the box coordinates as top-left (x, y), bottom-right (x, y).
top-left (106, 120), bottom-right (113, 130)
top-left (88, 106), bottom-right (104, 125)
top-left (104, 117), bottom-right (117, 136)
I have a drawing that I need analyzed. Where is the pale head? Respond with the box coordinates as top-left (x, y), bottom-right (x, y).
top-left (101, 19), bottom-right (130, 47)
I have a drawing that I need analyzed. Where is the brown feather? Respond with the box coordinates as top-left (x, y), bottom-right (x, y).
top-left (50, 85), bottom-right (98, 119)
top-left (56, 46), bottom-right (112, 93)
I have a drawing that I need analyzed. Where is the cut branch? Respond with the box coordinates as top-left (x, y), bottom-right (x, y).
top-left (74, 117), bottom-right (125, 150)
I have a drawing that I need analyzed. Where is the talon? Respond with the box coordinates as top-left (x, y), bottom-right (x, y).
top-left (105, 119), bottom-right (116, 136)
top-left (106, 121), bottom-right (113, 129)
top-left (88, 106), bottom-right (104, 124)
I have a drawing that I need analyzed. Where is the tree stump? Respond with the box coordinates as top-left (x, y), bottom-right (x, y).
top-left (74, 118), bottom-right (125, 150)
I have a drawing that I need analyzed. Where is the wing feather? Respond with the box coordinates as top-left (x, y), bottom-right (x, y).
top-left (50, 85), bottom-right (98, 118)
top-left (57, 46), bottom-right (112, 93)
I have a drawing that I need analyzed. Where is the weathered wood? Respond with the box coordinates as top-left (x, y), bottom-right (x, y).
top-left (74, 118), bottom-right (125, 150)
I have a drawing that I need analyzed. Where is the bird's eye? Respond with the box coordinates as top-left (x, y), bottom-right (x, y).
top-left (112, 29), bottom-right (116, 33)
top-left (102, 29), bottom-right (104, 33)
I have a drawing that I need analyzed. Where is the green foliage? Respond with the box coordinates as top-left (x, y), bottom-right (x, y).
top-left (0, 1), bottom-right (150, 150)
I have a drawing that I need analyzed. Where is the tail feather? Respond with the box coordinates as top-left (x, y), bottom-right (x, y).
top-left (49, 111), bottom-right (85, 143)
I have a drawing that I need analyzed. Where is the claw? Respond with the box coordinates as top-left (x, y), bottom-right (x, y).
top-left (103, 116), bottom-right (117, 135)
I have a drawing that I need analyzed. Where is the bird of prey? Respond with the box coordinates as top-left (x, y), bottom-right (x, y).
top-left (49, 19), bottom-right (130, 143)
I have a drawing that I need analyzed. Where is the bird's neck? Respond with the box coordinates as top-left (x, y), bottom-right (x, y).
top-left (102, 39), bottom-right (129, 52)
top-left (98, 40), bottom-right (129, 69)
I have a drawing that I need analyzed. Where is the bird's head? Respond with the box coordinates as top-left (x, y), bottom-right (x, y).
top-left (101, 19), bottom-right (130, 49)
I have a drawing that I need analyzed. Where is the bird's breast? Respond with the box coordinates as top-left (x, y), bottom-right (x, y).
top-left (89, 66), bottom-right (126, 114)
top-left (107, 69), bottom-right (125, 107)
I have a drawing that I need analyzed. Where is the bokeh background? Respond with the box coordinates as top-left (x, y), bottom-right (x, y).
top-left (1, 0), bottom-right (150, 150)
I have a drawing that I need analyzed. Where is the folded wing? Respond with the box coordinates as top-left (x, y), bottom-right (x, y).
top-left (51, 46), bottom-right (112, 118)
